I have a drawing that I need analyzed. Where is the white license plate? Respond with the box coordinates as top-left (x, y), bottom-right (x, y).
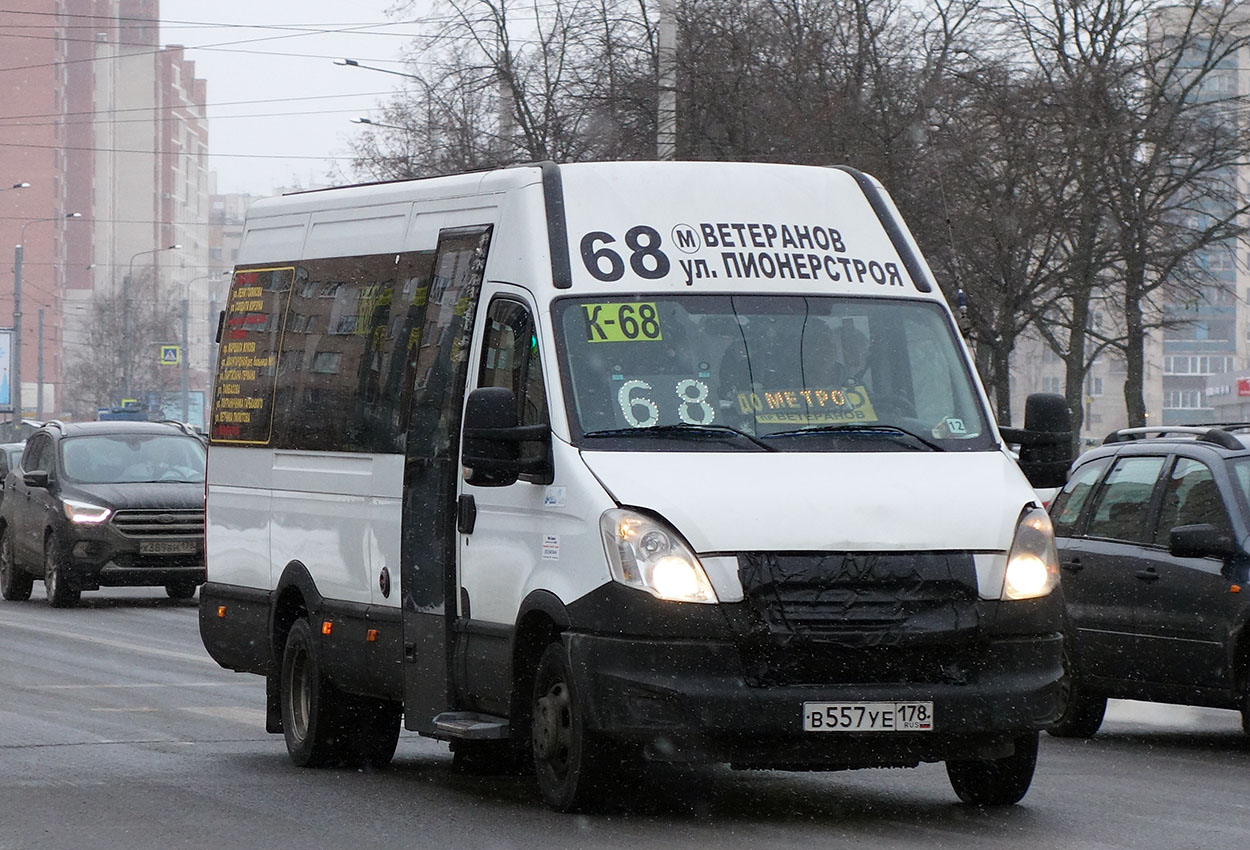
top-left (139, 540), bottom-right (198, 555)
top-left (803, 701), bottom-right (934, 732)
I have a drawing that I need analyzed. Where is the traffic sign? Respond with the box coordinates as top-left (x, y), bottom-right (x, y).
top-left (160, 344), bottom-right (181, 366)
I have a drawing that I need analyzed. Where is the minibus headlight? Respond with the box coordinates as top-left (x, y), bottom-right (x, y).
top-left (62, 499), bottom-right (112, 525)
top-left (1002, 506), bottom-right (1059, 600)
top-left (600, 509), bottom-right (717, 604)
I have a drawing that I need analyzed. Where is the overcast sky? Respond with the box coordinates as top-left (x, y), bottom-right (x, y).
top-left (158, 1), bottom-right (425, 197)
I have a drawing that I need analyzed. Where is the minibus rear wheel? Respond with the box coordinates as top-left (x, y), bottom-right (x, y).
top-left (280, 617), bottom-right (350, 767)
top-left (341, 696), bottom-right (401, 769)
top-left (946, 731), bottom-right (1038, 806)
top-left (531, 642), bottom-right (615, 811)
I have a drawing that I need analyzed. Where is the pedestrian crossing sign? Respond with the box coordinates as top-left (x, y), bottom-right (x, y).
top-left (160, 344), bottom-right (181, 366)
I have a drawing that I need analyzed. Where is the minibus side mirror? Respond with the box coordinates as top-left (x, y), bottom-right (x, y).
top-left (1000, 392), bottom-right (1073, 490)
top-left (462, 387), bottom-right (552, 487)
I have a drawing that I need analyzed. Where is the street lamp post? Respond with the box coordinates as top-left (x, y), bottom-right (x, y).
top-left (335, 58), bottom-right (421, 81)
top-left (351, 117), bottom-right (409, 131)
top-left (122, 244), bottom-right (181, 405)
top-left (179, 271), bottom-right (228, 423)
top-left (13, 212), bottom-right (82, 435)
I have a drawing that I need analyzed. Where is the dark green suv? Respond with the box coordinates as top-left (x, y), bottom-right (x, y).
top-left (1047, 424), bottom-right (1250, 738)
top-left (0, 420), bottom-right (206, 608)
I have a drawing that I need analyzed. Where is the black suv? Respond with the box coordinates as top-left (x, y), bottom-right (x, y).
top-left (0, 420), bottom-right (206, 607)
top-left (1047, 425), bottom-right (1250, 738)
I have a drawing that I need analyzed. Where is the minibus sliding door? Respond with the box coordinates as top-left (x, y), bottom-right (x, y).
top-left (397, 225), bottom-right (493, 732)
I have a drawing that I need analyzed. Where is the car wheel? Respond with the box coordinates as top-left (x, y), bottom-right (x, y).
top-left (280, 618), bottom-right (350, 767)
top-left (44, 535), bottom-right (80, 608)
top-left (165, 582), bottom-right (197, 600)
top-left (531, 641), bottom-right (618, 812)
top-left (1047, 650), bottom-right (1106, 739)
top-left (0, 526), bottom-right (33, 601)
top-left (946, 731), bottom-right (1039, 806)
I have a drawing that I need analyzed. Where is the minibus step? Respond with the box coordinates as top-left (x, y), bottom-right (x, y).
top-left (432, 711), bottom-right (510, 740)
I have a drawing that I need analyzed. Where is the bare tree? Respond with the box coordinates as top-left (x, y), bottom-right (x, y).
top-left (916, 63), bottom-right (1077, 423)
top-left (1002, 0), bottom-right (1250, 428)
top-left (61, 272), bottom-right (180, 420)
top-left (349, 0), bottom-right (659, 180)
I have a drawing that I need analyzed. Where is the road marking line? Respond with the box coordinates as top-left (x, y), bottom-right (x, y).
top-left (90, 707), bottom-right (160, 713)
top-left (179, 706), bottom-right (267, 726)
top-left (0, 616), bottom-right (215, 665)
top-left (19, 682), bottom-right (232, 690)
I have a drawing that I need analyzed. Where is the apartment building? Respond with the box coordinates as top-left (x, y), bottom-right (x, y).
top-left (0, 0), bottom-right (212, 422)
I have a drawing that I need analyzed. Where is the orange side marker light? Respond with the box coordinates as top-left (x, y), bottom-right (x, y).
top-left (217, 606), bottom-right (227, 618)
top-left (322, 620), bottom-right (333, 635)
top-left (1231, 585), bottom-right (1241, 594)
top-left (367, 629), bottom-right (379, 642)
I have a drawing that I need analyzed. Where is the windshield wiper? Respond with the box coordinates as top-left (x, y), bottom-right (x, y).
top-left (762, 423), bottom-right (943, 451)
top-left (581, 423), bottom-right (774, 451)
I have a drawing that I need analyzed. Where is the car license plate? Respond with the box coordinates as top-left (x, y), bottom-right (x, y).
top-left (803, 701), bottom-right (934, 732)
top-left (139, 540), bottom-right (198, 555)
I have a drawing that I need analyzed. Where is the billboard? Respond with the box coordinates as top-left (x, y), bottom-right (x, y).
top-left (0, 328), bottom-right (12, 414)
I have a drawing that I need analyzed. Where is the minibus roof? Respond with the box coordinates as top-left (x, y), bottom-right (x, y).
top-left (241, 161), bottom-right (942, 301)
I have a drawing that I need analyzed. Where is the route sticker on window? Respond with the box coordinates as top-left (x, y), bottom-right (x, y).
top-left (583, 302), bottom-right (663, 342)
top-left (737, 385), bottom-right (878, 424)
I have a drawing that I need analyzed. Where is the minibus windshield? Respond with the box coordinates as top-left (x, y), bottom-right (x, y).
top-left (552, 295), bottom-right (994, 451)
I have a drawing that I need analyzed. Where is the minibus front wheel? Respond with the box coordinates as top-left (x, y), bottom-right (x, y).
top-left (531, 642), bottom-right (618, 811)
top-left (946, 731), bottom-right (1039, 805)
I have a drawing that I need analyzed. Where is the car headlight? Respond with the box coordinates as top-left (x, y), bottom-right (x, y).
top-left (600, 509), bottom-right (717, 604)
top-left (62, 498), bottom-right (112, 525)
top-left (1002, 506), bottom-right (1059, 600)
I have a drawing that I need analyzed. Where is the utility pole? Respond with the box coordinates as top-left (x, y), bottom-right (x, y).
top-left (180, 296), bottom-right (189, 422)
top-left (13, 243), bottom-right (23, 435)
top-left (13, 212), bottom-right (82, 434)
top-left (36, 308), bottom-right (43, 419)
top-left (122, 271), bottom-right (131, 401)
top-left (657, 0), bottom-right (677, 160)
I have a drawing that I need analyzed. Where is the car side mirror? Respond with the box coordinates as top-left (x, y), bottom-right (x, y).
top-left (1001, 393), bottom-right (1074, 489)
top-left (461, 387), bottom-right (552, 487)
top-left (1169, 523), bottom-right (1239, 560)
top-left (22, 470), bottom-right (49, 489)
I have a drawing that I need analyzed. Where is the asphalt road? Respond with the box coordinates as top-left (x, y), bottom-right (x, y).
top-left (2, 586), bottom-right (1248, 850)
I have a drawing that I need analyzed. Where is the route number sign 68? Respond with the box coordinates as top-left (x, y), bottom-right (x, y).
top-left (580, 227), bottom-right (671, 282)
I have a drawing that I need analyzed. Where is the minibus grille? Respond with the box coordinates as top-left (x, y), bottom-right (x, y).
top-left (735, 551), bottom-right (980, 685)
top-left (111, 508), bottom-right (205, 537)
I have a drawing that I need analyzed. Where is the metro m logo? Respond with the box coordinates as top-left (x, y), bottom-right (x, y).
top-left (671, 223), bottom-right (700, 254)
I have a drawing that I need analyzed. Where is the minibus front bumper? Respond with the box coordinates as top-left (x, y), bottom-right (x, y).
top-left (564, 631), bottom-right (1063, 768)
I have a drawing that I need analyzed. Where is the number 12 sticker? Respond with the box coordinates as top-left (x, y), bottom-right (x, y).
top-left (583, 302), bottom-right (663, 342)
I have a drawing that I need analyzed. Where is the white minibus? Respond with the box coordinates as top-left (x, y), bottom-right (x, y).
top-left (199, 160), bottom-right (1072, 811)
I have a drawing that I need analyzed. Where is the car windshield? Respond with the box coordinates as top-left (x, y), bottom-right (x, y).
top-left (59, 434), bottom-right (207, 484)
top-left (553, 294), bottom-right (993, 451)
top-left (1226, 456), bottom-right (1250, 517)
